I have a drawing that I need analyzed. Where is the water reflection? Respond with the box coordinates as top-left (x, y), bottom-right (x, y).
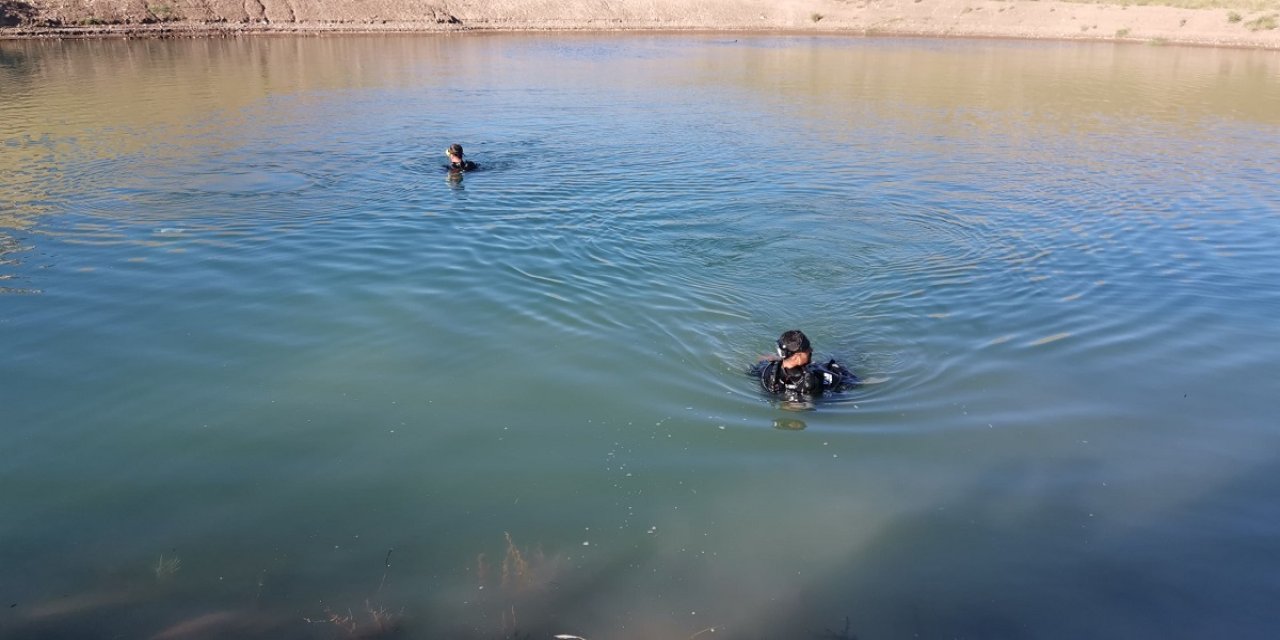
top-left (696, 38), bottom-right (1280, 127)
top-left (773, 417), bottom-right (808, 430)
top-left (2, 36), bottom-right (1277, 240)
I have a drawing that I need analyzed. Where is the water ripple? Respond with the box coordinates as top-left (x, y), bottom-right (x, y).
top-left (5, 35), bottom-right (1280, 640)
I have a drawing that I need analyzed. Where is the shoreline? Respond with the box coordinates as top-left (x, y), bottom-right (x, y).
top-left (3, 0), bottom-right (1279, 49)
top-left (5, 24), bottom-right (1278, 52)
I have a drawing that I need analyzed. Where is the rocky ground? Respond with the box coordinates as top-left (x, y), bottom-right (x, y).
top-left (2, 0), bottom-right (1279, 48)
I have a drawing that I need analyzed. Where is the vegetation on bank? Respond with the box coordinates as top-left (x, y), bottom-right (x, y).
top-left (1, 0), bottom-right (36, 26)
top-left (1243, 11), bottom-right (1279, 27)
top-left (1061, 0), bottom-right (1279, 9)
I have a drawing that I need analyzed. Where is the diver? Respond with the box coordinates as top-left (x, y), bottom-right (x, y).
top-left (752, 329), bottom-right (856, 400)
top-left (445, 143), bottom-right (478, 172)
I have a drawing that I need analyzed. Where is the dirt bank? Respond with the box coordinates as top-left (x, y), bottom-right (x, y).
top-left (2, 0), bottom-right (1279, 48)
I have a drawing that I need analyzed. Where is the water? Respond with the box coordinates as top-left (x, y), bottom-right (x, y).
top-left (2, 34), bottom-right (1279, 639)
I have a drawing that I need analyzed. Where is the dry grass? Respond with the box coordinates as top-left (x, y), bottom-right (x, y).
top-left (1062, 0), bottom-right (1280, 11)
top-left (818, 616), bottom-right (860, 640)
top-left (500, 532), bottom-right (531, 591)
top-left (1245, 11), bottom-right (1278, 26)
top-left (302, 546), bottom-right (402, 638)
top-left (305, 601), bottom-right (401, 639)
top-left (153, 554), bottom-right (181, 581)
top-left (472, 533), bottom-right (557, 638)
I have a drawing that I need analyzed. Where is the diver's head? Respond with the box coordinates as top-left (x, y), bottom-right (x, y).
top-left (776, 329), bottom-right (812, 367)
top-left (446, 143), bottom-right (465, 164)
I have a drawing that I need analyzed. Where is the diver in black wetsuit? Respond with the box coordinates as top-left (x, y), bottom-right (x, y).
top-left (753, 329), bottom-right (856, 400)
top-left (445, 143), bottom-right (478, 172)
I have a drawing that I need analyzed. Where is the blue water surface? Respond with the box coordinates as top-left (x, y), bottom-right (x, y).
top-left (2, 34), bottom-right (1279, 639)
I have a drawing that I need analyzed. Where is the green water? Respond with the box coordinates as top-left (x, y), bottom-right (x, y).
top-left (2, 34), bottom-right (1279, 639)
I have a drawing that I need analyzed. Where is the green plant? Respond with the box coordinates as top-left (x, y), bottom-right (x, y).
top-left (810, 12), bottom-right (824, 22)
top-left (1244, 12), bottom-right (1278, 27)
top-left (1228, 10), bottom-right (1243, 19)
top-left (1115, 27), bottom-right (1132, 35)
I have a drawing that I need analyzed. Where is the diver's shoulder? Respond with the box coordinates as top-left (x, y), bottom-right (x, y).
top-left (749, 359), bottom-right (777, 378)
top-left (814, 359), bottom-right (857, 388)
top-left (445, 160), bottom-right (479, 171)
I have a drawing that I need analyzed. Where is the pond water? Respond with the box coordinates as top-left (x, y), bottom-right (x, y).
top-left (2, 33), bottom-right (1279, 640)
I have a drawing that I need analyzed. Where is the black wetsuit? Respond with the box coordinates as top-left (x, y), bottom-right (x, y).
top-left (447, 160), bottom-right (478, 172)
top-left (754, 359), bottom-right (856, 399)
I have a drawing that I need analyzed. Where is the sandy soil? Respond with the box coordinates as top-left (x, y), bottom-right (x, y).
top-left (2, 0), bottom-right (1279, 48)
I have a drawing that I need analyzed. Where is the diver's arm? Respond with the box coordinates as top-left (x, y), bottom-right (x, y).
top-left (758, 362), bottom-right (783, 393)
